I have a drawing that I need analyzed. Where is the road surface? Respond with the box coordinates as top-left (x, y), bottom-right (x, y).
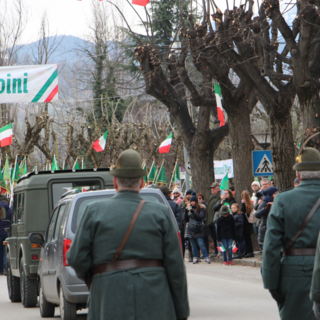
top-left (0, 262), bottom-right (278, 319)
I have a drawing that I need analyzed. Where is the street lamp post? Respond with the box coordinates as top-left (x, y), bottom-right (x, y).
top-left (250, 132), bottom-right (271, 150)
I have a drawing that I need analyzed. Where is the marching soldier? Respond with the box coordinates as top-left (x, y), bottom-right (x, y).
top-left (262, 147), bottom-right (320, 320)
top-left (67, 149), bottom-right (189, 320)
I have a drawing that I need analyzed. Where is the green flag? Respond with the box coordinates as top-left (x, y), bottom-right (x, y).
top-left (156, 163), bottom-right (167, 184)
top-left (148, 162), bottom-right (157, 183)
top-left (174, 163), bottom-right (180, 184)
top-left (13, 159), bottom-right (21, 182)
top-left (142, 163), bottom-right (147, 184)
top-left (3, 155), bottom-right (10, 180)
top-left (73, 159), bottom-right (80, 170)
top-left (52, 156), bottom-right (60, 171)
top-left (220, 173), bottom-right (229, 190)
top-left (22, 158), bottom-right (28, 175)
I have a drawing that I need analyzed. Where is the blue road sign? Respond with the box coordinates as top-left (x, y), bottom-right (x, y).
top-left (252, 150), bottom-right (273, 177)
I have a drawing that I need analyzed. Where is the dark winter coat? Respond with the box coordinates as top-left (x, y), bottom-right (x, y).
top-left (217, 214), bottom-right (236, 242)
top-left (0, 201), bottom-right (12, 237)
top-left (184, 204), bottom-right (206, 239)
top-left (241, 202), bottom-right (253, 235)
top-left (213, 197), bottom-right (236, 213)
top-left (233, 213), bottom-right (244, 238)
top-left (206, 191), bottom-right (221, 226)
top-left (165, 195), bottom-right (183, 231)
top-left (254, 200), bottom-right (270, 244)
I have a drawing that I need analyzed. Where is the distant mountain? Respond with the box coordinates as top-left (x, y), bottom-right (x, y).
top-left (15, 35), bottom-right (94, 65)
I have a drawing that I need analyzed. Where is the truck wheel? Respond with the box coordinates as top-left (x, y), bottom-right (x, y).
top-left (59, 286), bottom-right (76, 320)
top-left (6, 258), bottom-right (21, 302)
top-left (39, 279), bottom-right (55, 317)
top-left (20, 259), bottom-right (37, 308)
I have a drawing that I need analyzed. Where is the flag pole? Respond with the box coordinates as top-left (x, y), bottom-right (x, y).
top-left (62, 160), bottom-right (65, 170)
top-left (148, 161), bottom-right (155, 181)
top-left (10, 155), bottom-right (18, 205)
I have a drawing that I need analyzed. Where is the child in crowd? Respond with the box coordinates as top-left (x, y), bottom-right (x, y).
top-left (217, 205), bottom-right (236, 265)
top-left (231, 203), bottom-right (244, 259)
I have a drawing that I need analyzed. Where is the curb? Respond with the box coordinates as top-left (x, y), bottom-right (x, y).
top-left (184, 250), bottom-right (263, 268)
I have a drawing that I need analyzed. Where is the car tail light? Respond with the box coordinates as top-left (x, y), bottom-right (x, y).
top-left (63, 239), bottom-right (72, 266)
top-left (32, 255), bottom-right (38, 260)
top-left (31, 243), bottom-right (41, 249)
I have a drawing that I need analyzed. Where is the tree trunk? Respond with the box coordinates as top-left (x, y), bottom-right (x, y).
top-left (269, 111), bottom-right (296, 190)
top-left (228, 110), bottom-right (254, 203)
top-left (188, 137), bottom-right (215, 202)
top-left (298, 90), bottom-right (320, 148)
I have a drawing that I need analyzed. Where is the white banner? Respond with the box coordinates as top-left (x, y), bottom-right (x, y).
top-left (0, 64), bottom-right (58, 103)
top-left (214, 159), bottom-right (234, 179)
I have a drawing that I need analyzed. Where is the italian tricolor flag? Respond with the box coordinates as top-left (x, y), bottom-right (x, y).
top-left (159, 132), bottom-right (172, 154)
top-left (132, 0), bottom-right (150, 6)
top-left (214, 82), bottom-right (225, 127)
top-left (232, 243), bottom-right (238, 253)
top-left (0, 124), bottom-right (13, 147)
top-left (218, 245), bottom-right (226, 252)
top-left (92, 130), bottom-right (108, 152)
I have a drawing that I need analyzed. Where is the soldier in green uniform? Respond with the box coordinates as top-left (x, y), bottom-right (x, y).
top-left (262, 147), bottom-right (320, 320)
top-left (67, 149), bottom-right (190, 320)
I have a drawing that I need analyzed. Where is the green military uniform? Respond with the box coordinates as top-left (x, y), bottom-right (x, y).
top-left (67, 149), bottom-right (189, 320)
top-left (311, 231), bottom-right (320, 318)
top-left (262, 148), bottom-right (320, 320)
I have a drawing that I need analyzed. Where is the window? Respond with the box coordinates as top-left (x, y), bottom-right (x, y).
top-left (12, 193), bottom-right (25, 223)
top-left (17, 193), bottom-right (25, 222)
top-left (51, 180), bottom-right (102, 208)
top-left (71, 195), bottom-right (112, 233)
top-left (46, 208), bottom-right (59, 243)
top-left (53, 203), bottom-right (69, 240)
top-left (140, 194), bottom-right (164, 203)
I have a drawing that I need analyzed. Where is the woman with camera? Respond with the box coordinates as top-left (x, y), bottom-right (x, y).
top-left (184, 194), bottom-right (210, 264)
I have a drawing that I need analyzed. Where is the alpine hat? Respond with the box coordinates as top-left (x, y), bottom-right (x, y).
top-left (109, 149), bottom-right (147, 178)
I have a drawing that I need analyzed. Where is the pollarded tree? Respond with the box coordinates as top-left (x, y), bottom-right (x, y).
top-left (203, 0), bottom-right (297, 190)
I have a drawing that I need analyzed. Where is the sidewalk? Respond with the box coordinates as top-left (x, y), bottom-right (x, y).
top-left (185, 250), bottom-right (263, 268)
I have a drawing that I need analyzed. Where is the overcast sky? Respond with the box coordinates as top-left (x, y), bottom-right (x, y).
top-left (4, 0), bottom-right (147, 44)
top-left (3, 0), bottom-right (294, 45)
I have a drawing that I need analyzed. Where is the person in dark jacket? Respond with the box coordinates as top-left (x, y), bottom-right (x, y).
top-left (206, 183), bottom-right (221, 257)
top-left (213, 189), bottom-right (236, 212)
top-left (241, 190), bottom-right (255, 258)
top-left (159, 185), bottom-right (183, 231)
top-left (184, 194), bottom-right (210, 264)
top-left (255, 187), bottom-right (279, 247)
top-left (0, 196), bottom-right (12, 275)
top-left (217, 205), bottom-right (236, 265)
top-left (231, 203), bottom-right (244, 258)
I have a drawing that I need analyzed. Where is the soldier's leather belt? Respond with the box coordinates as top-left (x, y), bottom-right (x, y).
top-left (284, 248), bottom-right (316, 256)
top-left (92, 259), bottom-right (164, 276)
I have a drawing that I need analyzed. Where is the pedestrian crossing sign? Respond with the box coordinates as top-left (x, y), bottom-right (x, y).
top-left (252, 150), bottom-right (273, 177)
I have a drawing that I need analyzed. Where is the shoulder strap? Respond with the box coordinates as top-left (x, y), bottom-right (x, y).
top-left (289, 196), bottom-right (320, 248)
top-left (112, 200), bottom-right (145, 261)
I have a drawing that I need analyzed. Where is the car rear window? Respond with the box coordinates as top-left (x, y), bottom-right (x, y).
top-left (71, 192), bottom-right (165, 233)
top-left (52, 180), bottom-right (102, 207)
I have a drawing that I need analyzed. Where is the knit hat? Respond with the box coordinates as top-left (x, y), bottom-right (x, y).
top-left (185, 189), bottom-right (194, 196)
top-left (190, 194), bottom-right (198, 203)
top-left (173, 187), bottom-right (181, 194)
top-left (252, 181), bottom-right (260, 188)
top-left (221, 205), bottom-right (229, 215)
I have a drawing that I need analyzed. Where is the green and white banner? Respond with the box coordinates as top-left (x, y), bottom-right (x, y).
top-left (0, 64), bottom-right (58, 103)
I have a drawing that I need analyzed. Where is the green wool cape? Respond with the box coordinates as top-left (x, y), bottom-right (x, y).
top-left (67, 190), bottom-right (190, 320)
top-left (262, 180), bottom-right (320, 320)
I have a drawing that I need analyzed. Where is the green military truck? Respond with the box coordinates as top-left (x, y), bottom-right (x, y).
top-left (5, 168), bottom-right (113, 307)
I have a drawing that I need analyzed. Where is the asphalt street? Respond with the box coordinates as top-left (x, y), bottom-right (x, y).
top-left (0, 262), bottom-right (278, 319)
